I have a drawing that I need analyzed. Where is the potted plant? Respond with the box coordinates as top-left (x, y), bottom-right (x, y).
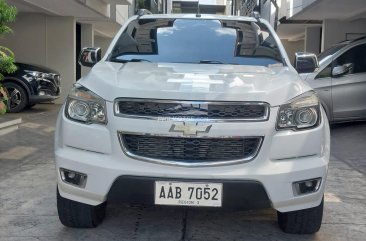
top-left (0, 0), bottom-right (17, 115)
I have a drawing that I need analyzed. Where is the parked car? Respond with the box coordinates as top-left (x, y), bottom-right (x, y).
top-left (55, 13), bottom-right (330, 234)
top-left (301, 37), bottom-right (366, 122)
top-left (2, 63), bottom-right (61, 112)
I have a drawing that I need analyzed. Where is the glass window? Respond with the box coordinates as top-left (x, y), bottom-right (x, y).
top-left (317, 43), bottom-right (347, 62)
top-left (333, 44), bottom-right (366, 75)
top-left (108, 18), bottom-right (283, 66)
top-left (315, 63), bottom-right (332, 79)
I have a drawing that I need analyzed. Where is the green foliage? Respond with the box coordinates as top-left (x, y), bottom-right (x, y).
top-left (0, 0), bottom-right (17, 114)
top-left (0, 46), bottom-right (16, 80)
top-left (0, 0), bottom-right (17, 79)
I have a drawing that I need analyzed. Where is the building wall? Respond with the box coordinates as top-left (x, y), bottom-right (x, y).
top-left (95, 36), bottom-right (113, 57)
top-left (283, 0), bottom-right (317, 18)
top-left (305, 26), bottom-right (321, 54)
top-left (0, 13), bottom-right (75, 104)
top-left (281, 39), bottom-right (305, 64)
top-left (322, 19), bottom-right (366, 50)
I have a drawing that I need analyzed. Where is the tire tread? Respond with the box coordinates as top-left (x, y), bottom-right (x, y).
top-left (277, 198), bottom-right (324, 234)
top-left (57, 188), bottom-right (106, 228)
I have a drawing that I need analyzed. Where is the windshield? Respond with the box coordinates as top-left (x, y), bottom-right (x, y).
top-left (317, 43), bottom-right (347, 62)
top-left (108, 18), bottom-right (283, 66)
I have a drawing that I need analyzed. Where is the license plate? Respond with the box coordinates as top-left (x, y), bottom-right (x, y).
top-left (154, 181), bottom-right (222, 207)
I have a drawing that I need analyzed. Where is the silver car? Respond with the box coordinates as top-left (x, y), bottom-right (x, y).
top-left (301, 37), bottom-right (366, 122)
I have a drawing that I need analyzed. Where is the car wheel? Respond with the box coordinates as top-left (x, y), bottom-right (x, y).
top-left (57, 188), bottom-right (106, 228)
top-left (277, 197), bottom-right (323, 234)
top-left (3, 82), bottom-right (28, 113)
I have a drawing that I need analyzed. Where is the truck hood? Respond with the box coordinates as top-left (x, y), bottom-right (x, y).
top-left (79, 61), bottom-right (311, 106)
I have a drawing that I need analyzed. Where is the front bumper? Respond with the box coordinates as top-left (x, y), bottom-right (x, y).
top-left (55, 104), bottom-right (330, 212)
top-left (29, 94), bottom-right (60, 104)
top-left (107, 176), bottom-right (271, 210)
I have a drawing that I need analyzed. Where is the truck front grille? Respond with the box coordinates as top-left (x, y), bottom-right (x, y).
top-left (119, 133), bottom-right (263, 166)
top-left (114, 99), bottom-right (269, 121)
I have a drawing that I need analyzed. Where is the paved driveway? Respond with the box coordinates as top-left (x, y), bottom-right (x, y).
top-left (0, 104), bottom-right (365, 241)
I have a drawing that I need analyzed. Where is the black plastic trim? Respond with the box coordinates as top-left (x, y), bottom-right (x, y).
top-left (107, 176), bottom-right (271, 211)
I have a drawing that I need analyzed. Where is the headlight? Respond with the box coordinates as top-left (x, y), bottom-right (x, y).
top-left (277, 91), bottom-right (320, 130)
top-left (24, 70), bottom-right (54, 80)
top-left (65, 84), bottom-right (107, 125)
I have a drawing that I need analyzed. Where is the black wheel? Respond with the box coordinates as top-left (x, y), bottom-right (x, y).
top-left (3, 82), bottom-right (28, 113)
top-left (277, 198), bottom-right (324, 234)
top-left (57, 188), bottom-right (106, 228)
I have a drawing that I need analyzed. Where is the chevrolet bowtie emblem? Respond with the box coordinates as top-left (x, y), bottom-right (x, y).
top-left (169, 122), bottom-right (212, 136)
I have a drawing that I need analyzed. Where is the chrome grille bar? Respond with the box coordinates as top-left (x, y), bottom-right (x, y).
top-left (118, 132), bottom-right (263, 167)
top-left (114, 98), bottom-right (270, 122)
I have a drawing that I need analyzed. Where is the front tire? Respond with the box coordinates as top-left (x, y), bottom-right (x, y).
top-left (57, 188), bottom-right (106, 228)
top-left (3, 82), bottom-right (28, 113)
top-left (277, 198), bottom-right (324, 234)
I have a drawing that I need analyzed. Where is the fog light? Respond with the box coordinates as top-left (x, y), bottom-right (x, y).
top-left (60, 168), bottom-right (87, 188)
top-left (293, 178), bottom-right (322, 196)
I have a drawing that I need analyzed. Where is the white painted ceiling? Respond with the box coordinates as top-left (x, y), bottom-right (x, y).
top-left (6, 0), bottom-right (126, 38)
top-left (278, 0), bottom-right (366, 40)
top-left (290, 0), bottom-right (366, 21)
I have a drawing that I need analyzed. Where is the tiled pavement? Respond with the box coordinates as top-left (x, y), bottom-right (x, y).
top-left (0, 104), bottom-right (365, 241)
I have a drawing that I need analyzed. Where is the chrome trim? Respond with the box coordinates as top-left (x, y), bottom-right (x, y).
top-left (292, 177), bottom-right (322, 196)
top-left (39, 78), bottom-right (59, 91)
top-left (117, 131), bottom-right (264, 167)
top-left (114, 98), bottom-right (270, 122)
top-left (169, 121), bottom-right (212, 136)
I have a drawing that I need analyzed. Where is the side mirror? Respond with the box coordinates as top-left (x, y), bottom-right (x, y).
top-left (78, 47), bottom-right (101, 67)
top-left (332, 65), bottom-right (348, 77)
top-left (294, 52), bottom-right (319, 74)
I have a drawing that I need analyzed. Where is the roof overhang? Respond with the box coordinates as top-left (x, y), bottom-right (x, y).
top-left (289, 0), bottom-right (366, 21)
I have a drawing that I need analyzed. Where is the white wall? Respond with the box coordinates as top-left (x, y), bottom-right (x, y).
top-left (95, 36), bottom-right (113, 57)
top-left (0, 13), bottom-right (75, 103)
top-left (322, 19), bottom-right (366, 50)
top-left (284, 0), bottom-right (317, 18)
top-left (305, 26), bottom-right (321, 54)
top-left (281, 39), bottom-right (305, 64)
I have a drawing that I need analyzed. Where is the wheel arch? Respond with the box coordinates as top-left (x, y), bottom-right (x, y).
top-left (2, 77), bottom-right (31, 102)
top-left (320, 101), bottom-right (332, 122)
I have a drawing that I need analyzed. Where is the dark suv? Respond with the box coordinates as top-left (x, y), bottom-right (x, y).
top-left (2, 62), bottom-right (61, 112)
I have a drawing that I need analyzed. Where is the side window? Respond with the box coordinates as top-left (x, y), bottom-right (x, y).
top-left (315, 63), bottom-right (332, 79)
top-left (333, 44), bottom-right (366, 75)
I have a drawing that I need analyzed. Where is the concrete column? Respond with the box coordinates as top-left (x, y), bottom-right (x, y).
top-left (46, 16), bottom-right (76, 104)
top-left (80, 24), bottom-right (94, 77)
top-left (167, 0), bottom-right (172, 14)
top-left (305, 26), bottom-right (321, 54)
top-left (321, 19), bottom-right (341, 51)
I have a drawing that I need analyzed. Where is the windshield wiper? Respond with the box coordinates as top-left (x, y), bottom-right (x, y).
top-left (110, 58), bottom-right (152, 63)
top-left (199, 60), bottom-right (223, 64)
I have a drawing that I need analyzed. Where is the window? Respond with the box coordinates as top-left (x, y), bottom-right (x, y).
top-left (315, 63), bottom-right (332, 79)
top-left (317, 43), bottom-right (346, 62)
top-left (108, 18), bottom-right (283, 66)
top-left (333, 44), bottom-right (366, 75)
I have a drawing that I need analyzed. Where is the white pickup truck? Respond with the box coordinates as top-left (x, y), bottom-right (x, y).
top-left (55, 13), bottom-right (330, 234)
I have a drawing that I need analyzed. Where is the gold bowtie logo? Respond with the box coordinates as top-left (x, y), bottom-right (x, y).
top-left (169, 122), bottom-right (212, 136)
